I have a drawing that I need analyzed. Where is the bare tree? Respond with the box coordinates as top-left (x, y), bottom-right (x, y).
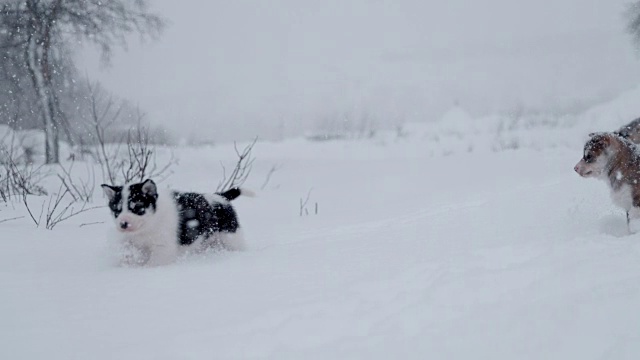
top-left (0, 0), bottom-right (165, 164)
top-left (0, 156), bottom-right (47, 201)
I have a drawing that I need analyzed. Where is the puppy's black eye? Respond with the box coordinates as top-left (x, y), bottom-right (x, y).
top-left (584, 154), bottom-right (594, 163)
top-left (131, 206), bottom-right (144, 215)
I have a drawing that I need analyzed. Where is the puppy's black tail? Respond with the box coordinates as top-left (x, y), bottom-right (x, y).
top-left (216, 188), bottom-right (256, 201)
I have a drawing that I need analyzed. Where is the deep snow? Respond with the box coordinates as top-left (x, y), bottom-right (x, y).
top-left (6, 86), bottom-right (640, 359)
top-left (3, 132), bottom-right (640, 359)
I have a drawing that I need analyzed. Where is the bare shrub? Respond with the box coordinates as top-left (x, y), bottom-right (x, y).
top-left (57, 158), bottom-right (96, 203)
top-left (22, 181), bottom-right (102, 230)
top-left (84, 81), bottom-right (175, 185)
top-left (120, 114), bottom-right (175, 184)
top-left (0, 137), bottom-right (47, 202)
top-left (217, 138), bottom-right (257, 192)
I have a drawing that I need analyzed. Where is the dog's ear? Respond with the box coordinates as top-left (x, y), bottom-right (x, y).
top-left (101, 184), bottom-right (120, 201)
top-left (141, 179), bottom-right (157, 197)
top-left (600, 133), bottom-right (617, 148)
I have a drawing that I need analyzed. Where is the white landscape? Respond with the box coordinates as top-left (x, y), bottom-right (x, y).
top-left (4, 0), bottom-right (640, 359)
top-left (3, 89), bottom-right (640, 359)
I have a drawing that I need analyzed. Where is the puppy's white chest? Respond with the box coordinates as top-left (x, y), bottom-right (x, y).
top-left (610, 184), bottom-right (633, 211)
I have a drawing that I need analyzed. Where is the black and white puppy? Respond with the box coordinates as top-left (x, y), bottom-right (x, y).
top-left (101, 179), bottom-right (251, 266)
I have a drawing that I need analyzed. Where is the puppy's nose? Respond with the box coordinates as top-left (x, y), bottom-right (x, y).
top-left (119, 221), bottom-right (129, 230)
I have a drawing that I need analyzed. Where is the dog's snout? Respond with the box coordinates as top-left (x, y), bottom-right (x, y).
top-left (574, 161), bottom-right (584, 174)
top-left (119, 221), bottom-right (129, 230)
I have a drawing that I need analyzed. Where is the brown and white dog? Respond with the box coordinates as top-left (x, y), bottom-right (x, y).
top-left (574, 132), bottom-right (640, 230)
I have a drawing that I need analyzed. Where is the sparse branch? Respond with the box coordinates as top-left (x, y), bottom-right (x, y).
top-left (57, 157), bottom-right (95, 203)
top-left (260, 163), bottom-right (282, 190)
top-left (22, 180), bottom-right (104, 230)
top-left (58, 0), bottom-right (166, 63)
top-left (83, 81), bottom-right (174, 185)
top-left (86, 80), bottom-right (121, 184)
top-left (217, 137), bottom-right (257, 192)
top-left (120, 109), bottom-right (175, 184)
top-left (299, 188), bottom-right (313, 217)
top-left (22, 191), bottom-right (45, 227)
top-left (0, 215), bottom-right (24, 224)
top-left (0, 134), bottom-right (47, 202)
top-left (79, 221), bottom-right (104, 228)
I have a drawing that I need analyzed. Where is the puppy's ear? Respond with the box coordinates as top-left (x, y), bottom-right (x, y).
top-left (141, 179), bottom-right (157, 197)
top-left (101, 184), bottom-right (120, 201)
top-left (601, 133), bottom-right (618, 147)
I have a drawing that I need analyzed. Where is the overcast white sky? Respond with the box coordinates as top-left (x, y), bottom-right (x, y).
top-left (77, 0), bottom-right (640, 142)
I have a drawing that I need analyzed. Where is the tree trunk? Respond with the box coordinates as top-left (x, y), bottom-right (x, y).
top-left (25, 25), bottom-right (59, 164)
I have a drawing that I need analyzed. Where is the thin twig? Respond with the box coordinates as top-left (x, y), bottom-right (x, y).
top-left (217, 137), bottom-right (257, 192)
top-left (260, 163), bottom-right (281, 190)
top-left (79, 221), bottom-right (105, 228)
top-left (0, 215), bottom-right (25, 224)
top-left (299, 188), bottom-right (313, 217)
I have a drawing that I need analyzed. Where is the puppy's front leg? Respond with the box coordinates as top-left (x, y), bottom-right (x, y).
top-left (145, 242), bottom-right (178, 267)
top-left (625, 206), bottom-right (640, 235)
top-left (219, 231), bottom-right (247, 251)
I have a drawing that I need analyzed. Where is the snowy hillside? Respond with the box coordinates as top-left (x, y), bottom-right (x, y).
top-left (3, 91), bottom-right (640, 359)
top-left (391, 85), bottom-right (640, 157)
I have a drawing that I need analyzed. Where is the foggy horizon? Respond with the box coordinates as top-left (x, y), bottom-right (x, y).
top-left (78, 0), bottom-right (640, 142)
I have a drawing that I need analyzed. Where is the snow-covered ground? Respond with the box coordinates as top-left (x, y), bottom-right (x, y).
top-left (3, 91), bottom-right (640, 359)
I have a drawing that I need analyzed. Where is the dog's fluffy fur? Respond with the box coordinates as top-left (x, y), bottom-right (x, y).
top-left (615, 117), bottom-right (640, 144)
top-left (574, 132), bottom-right (640, 230)
top-left (101, 179), bottom-right (250, 266)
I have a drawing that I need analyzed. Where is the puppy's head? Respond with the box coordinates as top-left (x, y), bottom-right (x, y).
top-left (574, 133), bottom-right (618, 178)
top-left (101, 179), bottom-right (159, 233)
